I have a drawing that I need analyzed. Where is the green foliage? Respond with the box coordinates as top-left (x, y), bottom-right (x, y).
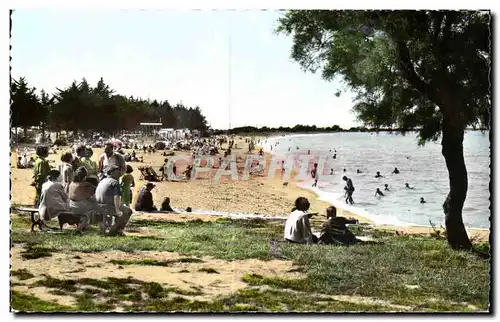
top-left (10, 77), bottom-right (210, 136)
top-left (276, 10), bottom-right (491, 142)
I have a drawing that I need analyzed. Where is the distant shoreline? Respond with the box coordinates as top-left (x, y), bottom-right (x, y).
top-left (216, 128), bottom-right (488, 137)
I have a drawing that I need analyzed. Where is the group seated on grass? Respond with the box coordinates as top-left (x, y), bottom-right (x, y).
top-left (27, 143), bottom-right (178, 235)
top-left (284, 197), bottom-right (362, 246)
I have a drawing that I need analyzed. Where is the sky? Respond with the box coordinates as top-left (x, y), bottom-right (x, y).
top-left (11, 9), bottom-right (360, 130)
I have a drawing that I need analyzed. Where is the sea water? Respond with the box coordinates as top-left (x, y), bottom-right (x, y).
top-left (263, 131), bottom-right (490, 229)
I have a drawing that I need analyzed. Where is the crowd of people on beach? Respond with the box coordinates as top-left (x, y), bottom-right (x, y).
top-left (27, 141), bottom-right (185, 235)
top-left (22, 134), bottom-right (262, 234)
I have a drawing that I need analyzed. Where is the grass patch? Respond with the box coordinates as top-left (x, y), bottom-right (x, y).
top-left (198, 267), bottom-right (219, 274)
top-left (11, 269), bottom-right (34, 280)
top-left (109, 257), bottom-right (203, 267)
top-left (10, 290), bottom-right (74, 312)
top-left (20, 244), bottom-right (56, 260)
top-left (11, 217), bottom-right (491, 311)
top-left (30, 275), bottom-right (204, 310)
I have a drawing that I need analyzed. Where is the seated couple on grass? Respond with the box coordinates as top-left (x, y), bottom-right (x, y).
top-left (284, 197), bottom-right (360, 245)
top-left (134, 182), bottom-right (175, 213)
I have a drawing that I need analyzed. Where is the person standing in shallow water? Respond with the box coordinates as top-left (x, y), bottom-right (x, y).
top-left (342, 176), bottom-right (355, 204)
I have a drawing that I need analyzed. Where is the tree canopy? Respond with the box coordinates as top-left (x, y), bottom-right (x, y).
top-left (277, 10), bottom-right (490, 143)
top-left (10, 77), bottom-right (210, 137)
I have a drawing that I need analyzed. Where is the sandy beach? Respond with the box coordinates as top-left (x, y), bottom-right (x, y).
top-left (9, 136), bottom-right (488, 241)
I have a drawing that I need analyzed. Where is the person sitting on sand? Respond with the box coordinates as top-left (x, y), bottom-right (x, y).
top-left (161, 197), bottom-right (175, 212)
top-left (392, 167), bottom-right (400, 174)
top-left (95, 165), bottom-right (133, 236)
top-left (20, 154), bottom-right (28, 168)
top-left (405, 183), bottom-right (414, 189)
top-left (135, 182), bottom-right (157, 212)
top-left (284, 197), bottom-right (318, 244)
top-left (28, 156), bottom-right (35, 168)
top-left (318, 206), bottom-right (360, 246)
top-left (32, 146), bottom-right (51, 208)
top-left (39, 169), bottom-right (70, 225)
top-left (384, 184), bottom-right (390, 191)
top-left (420, 197), bottom-right (426, 204)
top-left (375, 188), bottom-right (385, 197)
top-left (375, 171), bottom-right (384, 178)
top-left (68, 167), bottom-right (102, 229)
top-left (16, 156), bottom-right (23, 169)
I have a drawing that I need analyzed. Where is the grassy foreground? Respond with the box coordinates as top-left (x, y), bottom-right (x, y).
top-left (10, 215), bottom-right (490, 312)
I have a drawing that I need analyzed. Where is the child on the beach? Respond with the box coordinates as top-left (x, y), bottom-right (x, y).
top-left (120, 165), bottom-right (135, 207)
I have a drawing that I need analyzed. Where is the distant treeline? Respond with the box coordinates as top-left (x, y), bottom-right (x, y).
top-left (212, 125), bottom-right (422, 136)
top-left (10, 77), bottom-right (210, 139)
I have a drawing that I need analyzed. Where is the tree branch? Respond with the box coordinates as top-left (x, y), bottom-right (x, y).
top-left (395, 38), bottom-right (437, 103)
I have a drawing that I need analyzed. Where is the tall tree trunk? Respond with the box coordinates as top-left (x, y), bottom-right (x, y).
top-left (441, 122), bottom-right (472, 250)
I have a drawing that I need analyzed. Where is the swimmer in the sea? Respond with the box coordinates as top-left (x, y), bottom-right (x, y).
top-left (384, 184), bottom-right (389, 191)
top-left (330, 168), bottom-right (334, 175)
top-left (333, 154), bottom-right (337, 159)
top-left (375, 188), bottom-right (385, 197)
top-left (405, 183), bottom-right (414, 189)
top-left (420, 197), bottom-right (426, 204)
top-left (392, 167), bottom-right (400, 174)
top-left (357, 169), bottom-right (362, 174)
top-left (375, 171), bottom-right (384, 178)
top-left (343, 168), bottom-right (347, 173)
top-left (288, 147), bottom-right (291, 152)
